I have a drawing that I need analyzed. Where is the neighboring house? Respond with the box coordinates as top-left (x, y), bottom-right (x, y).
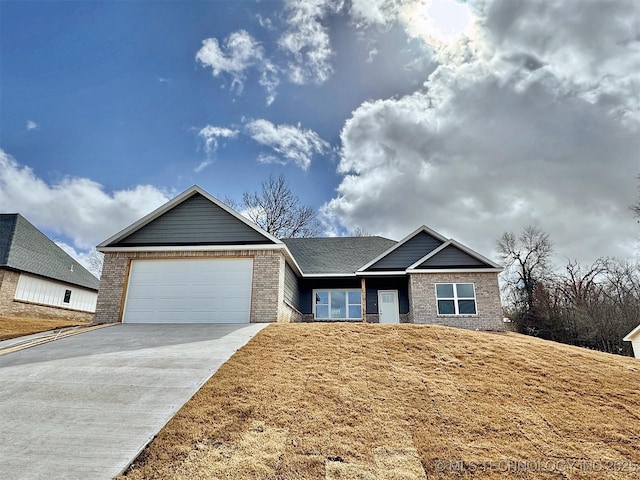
top-left (0, 214), bottom-right (99, 322)
top-left (95, 186), bottom-right (503, 330)
top-left (623, 325), bottom-right (640, 358)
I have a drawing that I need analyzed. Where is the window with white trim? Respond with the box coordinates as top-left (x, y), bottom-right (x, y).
top-left (314, 289), bottom-right (362, 320)
top-left (435, 283), bottom-right (477, 315)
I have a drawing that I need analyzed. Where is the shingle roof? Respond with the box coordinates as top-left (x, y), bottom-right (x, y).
top-left (0, 214), bottom-right (100, 290)
top-left (282, 236), bottom-right (397, 274)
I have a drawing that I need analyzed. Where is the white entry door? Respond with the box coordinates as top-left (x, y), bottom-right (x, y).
top-left (378, 290), bottom-right (400, 324)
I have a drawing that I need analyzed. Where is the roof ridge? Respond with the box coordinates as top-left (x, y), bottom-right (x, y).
top-left (2, 214), bottom-right (99, 290)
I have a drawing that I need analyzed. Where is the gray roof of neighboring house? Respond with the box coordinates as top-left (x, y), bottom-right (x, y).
top-left (282, 236), bottom-right (397, 274)
top-left (0, 214), bottom-right (100, 290)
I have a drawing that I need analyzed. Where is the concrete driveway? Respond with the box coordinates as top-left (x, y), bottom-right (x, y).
top-left (0, 323), bottom-right (268, 480)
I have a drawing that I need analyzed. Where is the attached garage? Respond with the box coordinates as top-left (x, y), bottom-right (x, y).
top-left (122, 258), bottom-right (253, 323)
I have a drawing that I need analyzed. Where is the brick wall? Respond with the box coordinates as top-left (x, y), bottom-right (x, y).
top-left (280, 301), bottom-right (302, 323)
top-left (94, 249), bottom-right (291, 324)
top-left (0, 268), bottom-right (18, 313)
top-left (409, 271), bottom-right (503, 331)
top-left (365, 313), bottom-right (411, 324)
top-left (250, 250), bottom-right (285, 323)
top-left (0, 268), bottom-right (93, 322)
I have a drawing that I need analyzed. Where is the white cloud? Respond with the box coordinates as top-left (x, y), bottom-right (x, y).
top-left (26, 120), bottom-right (38, 130)
top-left (55, 242), bottom-right (99, 276)
top-left (196, 125), bottom-right (239, 172)
top-left (198, 125), bottom-right (239, 154)
top-left (278, 0), bottom-right (343, 85)
top-left (194, 160), bottom-right (212, 173)
top-left (323, 0), bottom-right (640, 265)
top-left (245, 119), bottom-right (330, 170)
top-left (349, 0), bottom-right (413, 27)
top-left (0, 150), bottom-right (170, 252)
top-left (196, 30), bottom-right (266, 93)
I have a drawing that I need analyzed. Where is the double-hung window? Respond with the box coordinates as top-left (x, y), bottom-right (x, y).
top-left (314, 290), bottom-right (362, 320)
top-left (436, 283), bottom-right (477, 315)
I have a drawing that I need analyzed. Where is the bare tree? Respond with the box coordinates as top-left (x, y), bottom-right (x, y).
top-left (632, 175), bottom-right (640, 221)
top-left (497, 226), bottom-right (553, 334)
top-left (351, 227), bottom-right (371, 237)
top-left (87, 249), bottom-right (104, 278)
top-left (241, 175), bottom-right (323, 238)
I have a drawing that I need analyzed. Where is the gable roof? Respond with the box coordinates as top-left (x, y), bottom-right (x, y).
top-left (358, 225), bottom-right (501, 274)
top-left (358, 226), bottom-right (447, 272)
top-left (0, 214), bottom-right (99, 290)
top-left (407, 239), bottom-right (502, 271)
top-left (282, 236), bottom-right (396, 275)
top-left (98, 185), bottom-right (281, 248)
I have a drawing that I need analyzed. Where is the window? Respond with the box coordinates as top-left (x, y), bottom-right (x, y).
top-left (314, 290), bottom-right (362, 320)
top-left (63, 289), bottom-right (72, 304)
top-left (435, 283), bottom-right (476, 315)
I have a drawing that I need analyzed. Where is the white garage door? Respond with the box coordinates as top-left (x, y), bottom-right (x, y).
top-left (123, 258), bottom-right (253, 323)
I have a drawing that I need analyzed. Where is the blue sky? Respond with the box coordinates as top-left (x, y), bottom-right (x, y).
top-left (1, 0), bottom-right (639, 270)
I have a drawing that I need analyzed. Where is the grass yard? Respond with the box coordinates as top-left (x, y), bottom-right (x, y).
top-left (120, 323), bottom-right (640, 479)
top-left (0, 315), bottom-right (89, 341)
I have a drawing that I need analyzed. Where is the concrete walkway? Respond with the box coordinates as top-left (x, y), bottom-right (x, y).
top-left (0, 323), bottom-right (268, 480)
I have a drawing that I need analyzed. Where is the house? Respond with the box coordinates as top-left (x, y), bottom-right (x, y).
top-left (623, 325), bottom-right (640, 358)
top-left (94, 186), bottom-right (503, 330)
top-left (0, 214), bottom-right (99, 322)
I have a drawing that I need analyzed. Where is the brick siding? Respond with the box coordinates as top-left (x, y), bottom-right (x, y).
top-left (409, 271), bottom-right (503, 331)
top-left (0, 268), bottom-right (94, 322)
top-left (94, 249), bottom-right (292, 324)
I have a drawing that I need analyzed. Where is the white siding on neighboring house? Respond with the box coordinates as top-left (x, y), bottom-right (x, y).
top-left (14, 273), bottom-right (98, 312)
top-left (624, 325), bottom-right (640, 359)
top-left (629, 337), bottom-right (640, 359)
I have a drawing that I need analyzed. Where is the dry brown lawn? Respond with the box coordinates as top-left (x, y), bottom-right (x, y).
top-left (0, 314), bottom-right (89, 341)
top-left (120, 324), bottom-right (640, 479)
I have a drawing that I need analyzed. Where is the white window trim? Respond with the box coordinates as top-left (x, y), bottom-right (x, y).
top-left (313, 289), bottom-right (362, 320)
top-left (435, 283), bottom-right (478, 316)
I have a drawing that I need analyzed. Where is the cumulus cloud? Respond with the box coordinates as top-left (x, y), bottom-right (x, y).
top-left (245, 119), bottom-right (330, 170)
top-left (278, 0), bottom-right (342, 84)
top-left (26, 120), bottom-right (38, 130)
top-left (196, 30), bottom-right (266, 94)
top-left (323, 0), bottom-right (640, 265)
top-left (349, 0), bottom-right (416, 27)
top-left (0, 150), bottom-right (170, 252)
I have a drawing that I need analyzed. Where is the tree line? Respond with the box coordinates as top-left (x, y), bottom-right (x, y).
top-left (497, 226), bottom-right (639, 356)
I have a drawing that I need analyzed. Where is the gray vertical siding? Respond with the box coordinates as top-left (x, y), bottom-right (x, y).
top-left (367, 231), bottom-right (443, 271)
top-left (114, 193), bottom-right (273, 246)
top-left (418, 244), bottom-right (490, 269)
top-left (365, 276), bottom-right (409, 314)
top-left (297, 278), bottom-right (362, 315)
top-left (283, 263), bottom-right (300, 310)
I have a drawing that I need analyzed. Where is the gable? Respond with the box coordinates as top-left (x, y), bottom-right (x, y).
top-left (416, 243), bottom-right (492, 269)
top-left (109, 192), bottom-right (275, 246)
top-left (0, 214), bottom-right (99, 290)
top-left (365, 231), bottom-right (443, 271)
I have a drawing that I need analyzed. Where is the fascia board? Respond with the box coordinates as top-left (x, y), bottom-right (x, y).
top-left (406, 267), bottom-right (503, 273)
top-left (98, 244), bottom-right (289, 253)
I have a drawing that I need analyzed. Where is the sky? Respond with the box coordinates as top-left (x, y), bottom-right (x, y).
top-left (1, 0), bottom-right (639, 272)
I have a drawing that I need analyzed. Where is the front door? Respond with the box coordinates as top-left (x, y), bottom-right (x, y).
top-left (378, 290), bottom-right (400, 324)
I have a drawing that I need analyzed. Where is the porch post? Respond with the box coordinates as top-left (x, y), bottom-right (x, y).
top-left (361, 277), bottom-right (367, 323)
